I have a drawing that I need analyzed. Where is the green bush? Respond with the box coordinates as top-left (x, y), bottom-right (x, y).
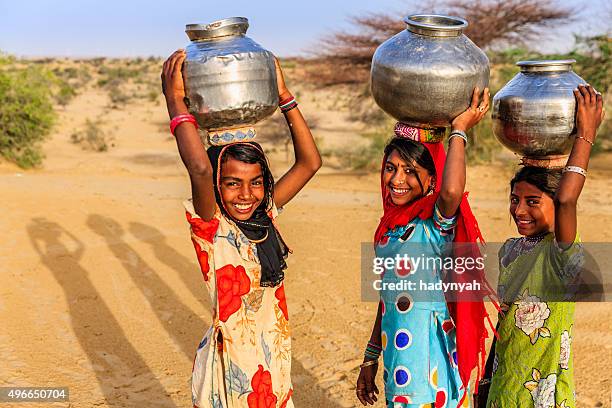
top-left (55, 82), bottom-right (77, 106)
top-left (0, 58), bottom-right (56, 167)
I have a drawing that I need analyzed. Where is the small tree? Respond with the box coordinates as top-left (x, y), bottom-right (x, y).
top-left (310, 0), bottom-right (574, 85)
top-left (0, 58), bottom-right (56, 168)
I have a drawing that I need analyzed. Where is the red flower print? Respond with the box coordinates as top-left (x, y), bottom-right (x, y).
top-left (191, 238), bottom-right (210, 281)
top-left (217, 264), bottom-right (251, 322)
top-left (275, 284), bottom-right (289, 321)
top-left (186, 211), bottom-right (219, 243)
top-left (247, 364), bottom-right (277, 408)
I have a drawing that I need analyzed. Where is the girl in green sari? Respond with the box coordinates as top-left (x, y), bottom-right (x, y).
top-left (484, 84), bottom-right (604, 408)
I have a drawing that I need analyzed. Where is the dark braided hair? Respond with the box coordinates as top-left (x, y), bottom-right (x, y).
top-left (221, 143), bottom-right (275, 212)
top-left (510, 166), bottom-right (562, 198)
top-left (384, 137), bottom-right (436, 193)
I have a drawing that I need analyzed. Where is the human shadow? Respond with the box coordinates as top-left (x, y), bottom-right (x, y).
top-left (87, 214), bottom-right (207, 360)
top-left (27, 217), bottom-right (176, 407)
top-left (128, 221), bottom-right (210, 310)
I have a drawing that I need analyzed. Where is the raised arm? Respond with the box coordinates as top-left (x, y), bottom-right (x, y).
top-left (272, 58), bottom-right (322, 208)
top-left (554, 84), bottom-right (604, 246)
top-left (161, 50), bottom-right (216, 220)
top-left (436, 87), bottom-right (490, 217)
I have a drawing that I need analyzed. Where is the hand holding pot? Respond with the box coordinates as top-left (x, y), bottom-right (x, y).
top-left (451, 87), bottom-right (490, 132)
top-left (574, 84), bottom-right (604, 143)
top-left (161, 49), bottom-right (189, 118)
top-left (273, 57), bottom-right (291, 101)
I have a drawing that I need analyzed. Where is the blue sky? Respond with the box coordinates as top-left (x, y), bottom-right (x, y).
top-left (0, 0), bottom-right (609, 58)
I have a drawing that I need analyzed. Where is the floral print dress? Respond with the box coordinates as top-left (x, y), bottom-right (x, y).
top-left (184, 199), bottom-right (293, 408)
top-left (487, 233), bottom-right (583, 408)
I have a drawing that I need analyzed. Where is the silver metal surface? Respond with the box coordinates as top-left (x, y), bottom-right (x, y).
top-left (186, 17), bottom-right (249, 41)
top-left (492, 60), bottom-right (585, 158)
top-left (370, 14), bottom-right (489, 127)
top-left (516, 59), bottom-right (576, 73)
top-left (183, 17), bottom-right (278, 131)
top-left (404, 14), bottom-right (467, 37)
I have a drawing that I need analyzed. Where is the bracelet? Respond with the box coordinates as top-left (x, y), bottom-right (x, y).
top-left (364, 341), bottom-right (382, 360)
top-left (170, 114), bottom-right (198, 136)
top-left (576, 135), bottom-right (594, 146)
top-left (279, 95), bottom-right (298, 113)
top-left (360, 360), bottom-right (378, 369)
top-left (448, 130), bottom-right (468, 145)
top-left (563, 165), bottom-right (587, 177)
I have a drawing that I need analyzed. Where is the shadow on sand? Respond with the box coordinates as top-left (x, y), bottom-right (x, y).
top-left (27, 217), bottom-right (177, 407)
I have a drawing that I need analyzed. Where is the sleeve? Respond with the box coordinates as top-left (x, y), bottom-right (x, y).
top-left (183, 199), bottom-right (220, 244)
top-left (183, 199), bottom-right (220, 283)
top-left (433, 203), bottom-right (457, 232)
top-left (497, 238), bottom-right (517, 302)
top-left (550, 233), bottom-right (584, 283)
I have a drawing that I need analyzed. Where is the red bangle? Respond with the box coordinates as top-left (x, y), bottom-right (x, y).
top-left (170, 114), bottom-right (198, 136)
top-left (279, 95), bottom-right (298, 113)
top-left (279, 94), bottom-right (294, 106)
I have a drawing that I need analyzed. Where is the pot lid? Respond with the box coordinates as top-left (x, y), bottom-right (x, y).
top-left (517, 60), bottom-right (576, 73)
top-left (404, 14), bottom-right (468, 37)
top-left (186, 17), bottom-right (249, 41)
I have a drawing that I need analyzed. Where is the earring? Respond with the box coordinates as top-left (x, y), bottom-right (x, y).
top-left (427, 181), bottom-right (436, 195)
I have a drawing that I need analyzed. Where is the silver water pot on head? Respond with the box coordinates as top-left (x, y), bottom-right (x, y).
top-left (371, 14), bottom-right (490, 128)
top-left (183, 17), bottom-right (278, 132)
top-left (492, 60), bottom-right (586, 158)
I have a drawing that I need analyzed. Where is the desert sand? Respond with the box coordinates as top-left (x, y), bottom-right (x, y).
top-left (1, 71), bottom-right (611, 408)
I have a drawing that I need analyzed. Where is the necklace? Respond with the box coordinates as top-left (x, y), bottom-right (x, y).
top-left (247, 230), bottom-right (268, 244)
top-left (523, 232), bottom-right (548, 243)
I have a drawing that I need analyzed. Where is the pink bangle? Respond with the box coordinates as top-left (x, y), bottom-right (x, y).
top-left (170, 114), bottom-right (198, 136)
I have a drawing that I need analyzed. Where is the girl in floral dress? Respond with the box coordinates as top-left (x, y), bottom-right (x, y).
top-left (484, 84), bottom-right (604, 408)
top-left (161, 50), bottom-right (321, 408)
top-left (357, 88), bottom-right (493, 408)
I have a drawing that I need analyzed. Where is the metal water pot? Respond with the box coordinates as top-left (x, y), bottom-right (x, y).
top-left (183, 17), bottom-right (278, 131)
top-left (371, 14), bottom-right (489, 128)
top-left (492, 60), bottom-right (586, 158)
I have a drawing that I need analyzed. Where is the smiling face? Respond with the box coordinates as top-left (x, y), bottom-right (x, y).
top-left (219, 156), bottom-right (266, 221)
top-left (382, 149), bottom-right (434, 206)
top-left (510, 181), bottom-right (555, 237)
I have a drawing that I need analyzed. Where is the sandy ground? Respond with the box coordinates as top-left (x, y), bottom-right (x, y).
top-left (1, 84), bottom-right (611, 408)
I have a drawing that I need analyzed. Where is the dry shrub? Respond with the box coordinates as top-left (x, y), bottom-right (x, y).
top-left (256, 112), bottom-right (320, 159)
top-left (70, 119), bottom-right (112, 152)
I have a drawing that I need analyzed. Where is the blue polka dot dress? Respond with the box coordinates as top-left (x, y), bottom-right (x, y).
top-left (376, 205), bottom-right (470, 408)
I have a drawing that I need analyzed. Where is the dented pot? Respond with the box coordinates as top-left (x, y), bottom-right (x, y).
top-left (371, 14), bottom-right (490, 128)
top-left (183, 17), bottom-right (278, 131)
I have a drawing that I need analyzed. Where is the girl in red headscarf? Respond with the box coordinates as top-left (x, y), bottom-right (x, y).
top-left (356, 87), bottom-right (492, 408)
